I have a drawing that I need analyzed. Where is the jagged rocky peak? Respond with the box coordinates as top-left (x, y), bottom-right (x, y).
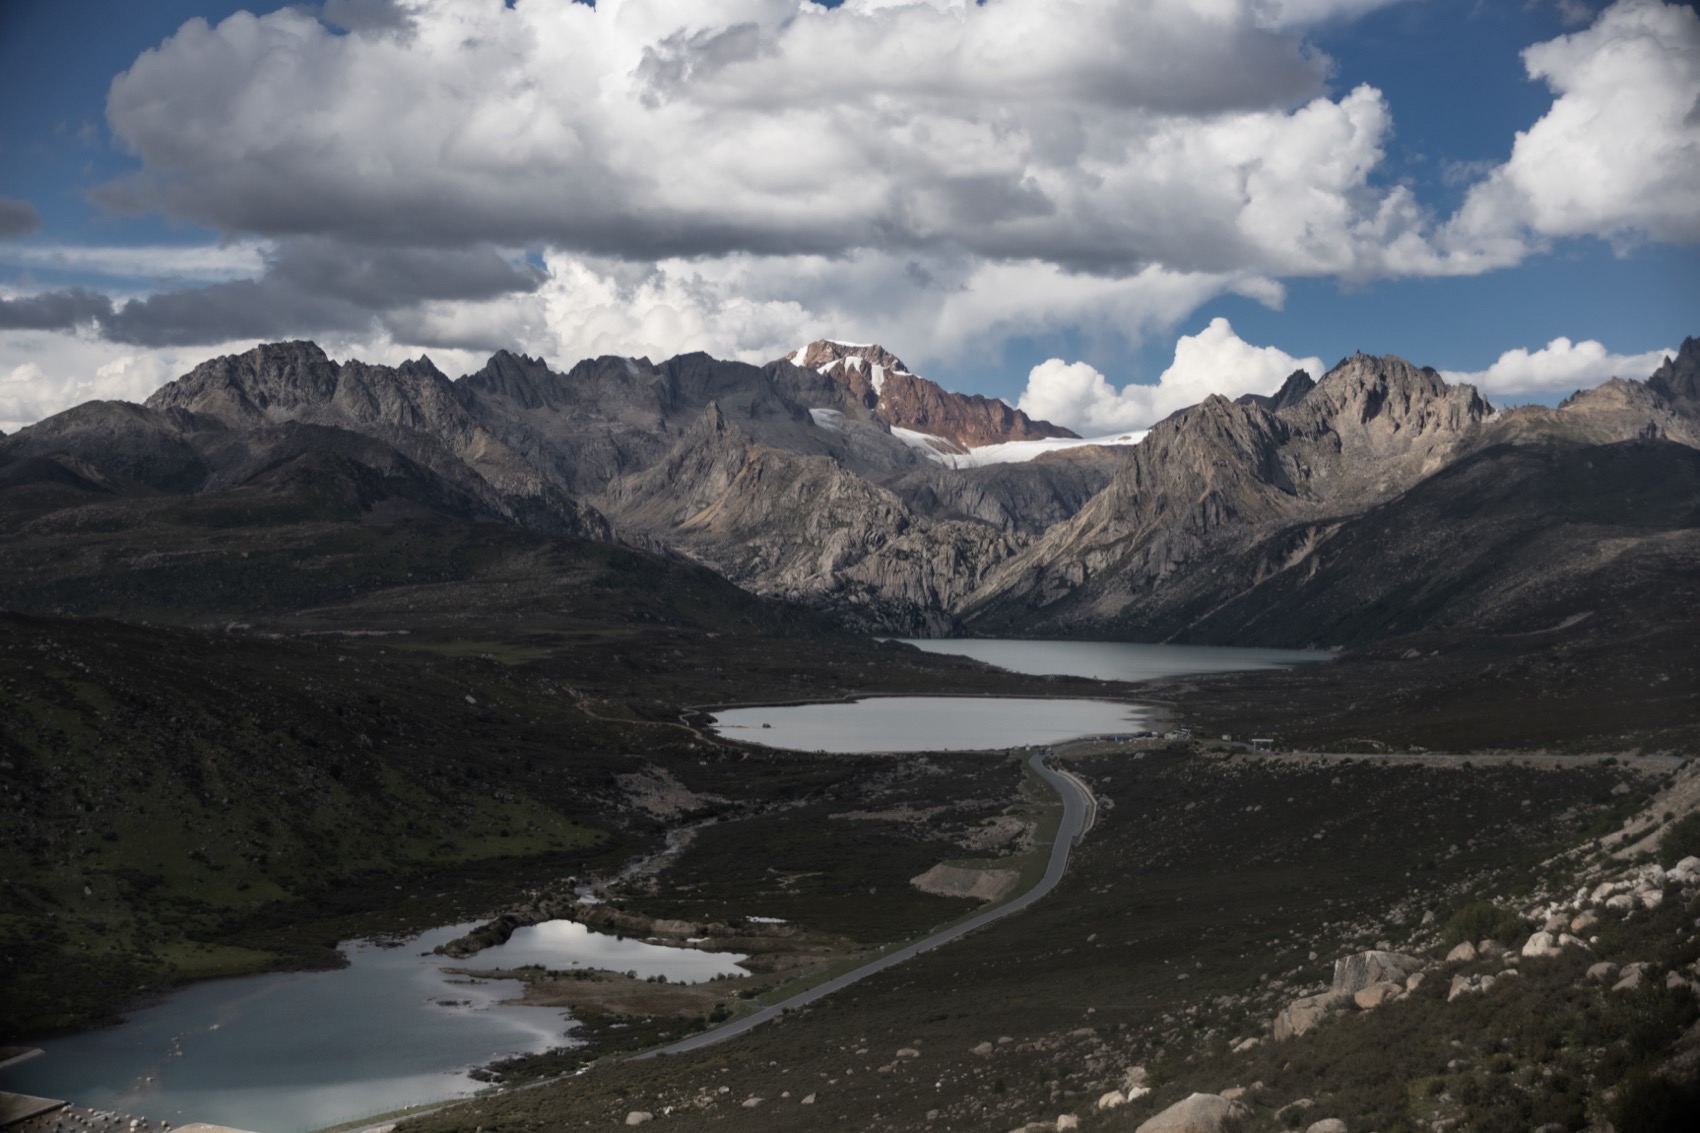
top-left (788, 339), bottom-right (914, 381)
top-left (778, 337), bottom-right (1078, 448)
top-left (1292, 352), bottom-right (1492, 443)
top-left (146, 340), bottom-right (343, 422)
top-left (459, 349), bottom-right (562, 410)
top-left (1648, 336), bottom-right (1700, 403)
top-left (1235, 368), bottom-right (1316, 413)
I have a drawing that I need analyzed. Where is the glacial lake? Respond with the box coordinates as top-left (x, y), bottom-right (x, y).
top-left (708, 639), bottom-right (1327, 753)
top-left (711, 696), bottom-right (1146, 753)
top-left (896, 637), bottom-right (1330, 683)
top-left (0, 921), bottom-right (745, 1133)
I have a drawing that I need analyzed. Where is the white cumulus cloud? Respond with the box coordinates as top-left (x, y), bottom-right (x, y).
top-left (1447, 0), bottom-right (1700, 253)
top-left (1440, 336), bottom-right (1676, 398)
top-left (92, 0), bottom-right (1432, 280)
top-left (1016, 317), bottom-right (1322, 433)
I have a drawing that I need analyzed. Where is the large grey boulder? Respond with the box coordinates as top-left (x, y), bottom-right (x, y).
top-left (1134, 1093), bottom-right (1249, 1133)
top-left (1273, 990), bottom-right (1351, 1041)
top-left (1333, 950), bottom-right (1424, 995)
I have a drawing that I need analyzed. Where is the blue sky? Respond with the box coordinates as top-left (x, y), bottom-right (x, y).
top-left (1, 0), bottom-right (1696, 434)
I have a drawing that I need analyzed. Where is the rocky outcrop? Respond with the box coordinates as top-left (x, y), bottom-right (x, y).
top-left (1332, 950), bottom-right (1423, 995)
top-left (1132, 1092), bottom-right (1247, 1133)
top-left (1272, 990), bottom-right (1351, 1041)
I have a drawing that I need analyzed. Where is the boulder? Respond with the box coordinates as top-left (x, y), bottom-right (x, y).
top-left (1678, 855), bottom-right (1700, 874)
top-left (1406, 972), bottom-right (1427, 993)
top-left (1098, 1091), bottom-right (1127, 1110)
top-left (1125, 1066), bottom-right (1150, 1089)
top-left (1613, 964), bottom-right (1650, 992)
top-left (1354, 981), bottom-right (1402, 1009)
top-left (1542, 913), bottom-right (1569, 933)
top-left (1445, 941), bottom-right (1478, 963)
top-left (1134, 1093), bottom-right (1248, 1133)
top-left (1571, 911), bottom-right (1599, 934)
top-left (741, 1097), bottom-right (764, 1108)
top-left (1057, 1117), bottom-right (1080, 1132)
top-left (1333, 950), bottom-right (1424, 995)
top-left (1127, 1086), bottom-right (1152, 1101)
top-left (801, 1094), bottom-right (816, 1105)
top-left (1273, 991), bottom-right (1351, 1041)
top-left (1641, 889), bottom-right (1665, 910)
top-left (1667, 971), bottom-right (1692, 992)
top-left (1306, 1122), bottom-right (1349, 1133)
top-left (1448, 973), bottom-right (1495, 1001)
top-left (972, 1042), bottom-right (995, 1057)
top-left (1587, 961), bottom-right (1620, 982)
top-left (625, 1114), bottom-right (653, 1127)
top-left (897, 1047), bottom-right (921, 1059)
top-left (1606, 894), bottom-right (1636, 913)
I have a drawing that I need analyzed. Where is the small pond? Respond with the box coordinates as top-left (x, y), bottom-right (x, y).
top-left (710, 696), bottom-right (1145, 753)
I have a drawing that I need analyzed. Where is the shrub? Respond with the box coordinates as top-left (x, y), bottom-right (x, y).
top-left (1612, 1072), bottom-right (1700, 1133)
top-left (1655, 813), bottom-right (1700, 867)
top-left (1441, 900), bottom-right (1528, 947)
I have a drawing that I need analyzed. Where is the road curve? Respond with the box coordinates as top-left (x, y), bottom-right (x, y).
top-left (638, 750), bottom-right (1092, 1058)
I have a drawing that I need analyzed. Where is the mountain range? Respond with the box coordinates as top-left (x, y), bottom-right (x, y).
top-left (3, 335), bottom-right (1697, 647)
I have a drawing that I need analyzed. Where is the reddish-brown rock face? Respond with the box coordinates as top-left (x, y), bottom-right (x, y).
top-left (783, 339), bottom-right (1078, 449)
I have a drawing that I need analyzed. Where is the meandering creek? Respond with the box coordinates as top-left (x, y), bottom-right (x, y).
top-left (3, 639), bottom-right (1325, 1131)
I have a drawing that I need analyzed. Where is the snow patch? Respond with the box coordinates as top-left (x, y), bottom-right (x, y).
top-left (889, 425), bottom-right (966, 463)
top-left (624, 358), bottom-right (640, 375)
top-left (746, 916), bottom-right (787, 924)
top-left (892, 430), bottom-right (1148, 467)
top-left (808, 407), bottom-right (845, 432)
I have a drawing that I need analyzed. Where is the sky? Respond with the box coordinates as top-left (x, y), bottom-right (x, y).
top-left (0, 0), bottom-right (1697, 436)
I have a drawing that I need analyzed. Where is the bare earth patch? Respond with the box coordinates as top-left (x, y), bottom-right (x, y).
top-left (909, 863), bottom-right (1019, 902)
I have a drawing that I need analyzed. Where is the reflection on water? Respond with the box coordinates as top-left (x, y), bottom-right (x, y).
top-left (476, 921), bottom-right (747, 981)
top-left (0, 920), bottom-right (741, 1133)
top-left (711, 696), bottom-right (1145, 753)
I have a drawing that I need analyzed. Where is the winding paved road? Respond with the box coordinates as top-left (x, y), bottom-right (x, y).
top-left (638, 749), bottom-right (1093, 1058)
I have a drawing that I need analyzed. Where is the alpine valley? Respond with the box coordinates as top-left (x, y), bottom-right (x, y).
top-left (4, 334), bottom-right (1700, 1133)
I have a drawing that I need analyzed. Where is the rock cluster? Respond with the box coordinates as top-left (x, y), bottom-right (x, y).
top-left (1272, 949), bottom-right (1426, 1040)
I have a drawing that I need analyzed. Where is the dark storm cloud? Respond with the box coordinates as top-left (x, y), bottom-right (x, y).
top-left (0, 287), bottom-right (114, 330)
top-left (96, 239), bottom-right (545, 348)
top-left (0, 197), bottom-right (42, 240)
